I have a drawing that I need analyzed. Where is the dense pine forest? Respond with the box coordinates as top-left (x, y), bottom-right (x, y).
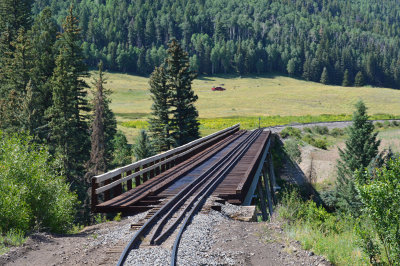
top-left (31, 0), bottom-right (400, 88)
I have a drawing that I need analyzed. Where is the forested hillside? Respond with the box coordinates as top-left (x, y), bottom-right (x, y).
top-left (32, 0), bottom-right (400, 88)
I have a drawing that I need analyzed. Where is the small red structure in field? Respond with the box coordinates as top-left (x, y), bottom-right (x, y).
top-left (211, 86), bottom-right (226, 91)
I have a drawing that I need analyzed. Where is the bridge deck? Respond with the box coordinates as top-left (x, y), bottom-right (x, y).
top-left (95, 130), bottom-right (270, 213)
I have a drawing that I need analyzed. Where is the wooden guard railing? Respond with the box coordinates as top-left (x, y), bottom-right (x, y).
top-left (91, 124), bottom-right (240, 212)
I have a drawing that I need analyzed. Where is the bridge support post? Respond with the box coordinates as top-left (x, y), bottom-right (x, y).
top-left (257, 178), bottom-right (268, 221)
top-left (262, 164), bottom-right (274, 216)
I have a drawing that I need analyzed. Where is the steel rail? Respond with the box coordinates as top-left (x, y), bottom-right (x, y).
top-left (169, 129), bottom-right (262, 266)
top-left (116, 130), bottom-right (259, 266)
top-left (151, 130), bottom-right (261, 245)
top-left (107, 129), bottom-right (244, 207)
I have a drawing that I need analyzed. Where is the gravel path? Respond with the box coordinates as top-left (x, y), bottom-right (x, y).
top-left (264, 119), bottom-right (400, 133)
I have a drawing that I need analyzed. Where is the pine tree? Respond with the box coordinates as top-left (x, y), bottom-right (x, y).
top-left (28, 7), bottom-right (57, 139)
top-left (342, 69), bottom-right (351, 86)
top-left (354, 71), bottom-right (364, 87)
top-left (111, 130), bottom-right (131, 167)
top-left (0, 0), bottom-right (33, 53)
top-left (166, 39), bottom-right (200, 146)
top-left (148, 66), bottom-right (173, 152)
top-left (46, 6), bottom-right (90, 182)
top-left (88, 61), bottom-right (106, 175)
top-left (0, 28), bottom-right (34, 132)
top-left (335, 100), bottom-right (380, 216)
top-left (133, 130), bottom-right (154, 161)
top-left (320, 67), bottom-right (329, 84)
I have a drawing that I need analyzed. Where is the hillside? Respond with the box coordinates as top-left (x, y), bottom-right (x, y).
top-left (97, 72), bottom-right (400, 141)
top-left (34, 0), bottom-right (400, 89)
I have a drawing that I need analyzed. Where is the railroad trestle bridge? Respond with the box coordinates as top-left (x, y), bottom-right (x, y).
top-left (90, 124), bottom-right (279, 265)
top-left (91, 124), bottom-right (278, 221)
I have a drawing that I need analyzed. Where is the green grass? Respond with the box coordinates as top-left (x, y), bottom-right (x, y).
top-left (276, 189), bottom-right (368, 265)
top-left (86, 72), bottom-right (400, 142)
top-left (287, 223), bottom-right (366, 265)
top-left (0, 230), bottom-right (26, 255)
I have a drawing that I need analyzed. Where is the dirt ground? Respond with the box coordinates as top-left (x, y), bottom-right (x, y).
top-left (0, 218), bottom-right (134, 266)
top-left (0, 212), bottom-right (332, 266)
top-left (211, 218), bottom-right (331, 266)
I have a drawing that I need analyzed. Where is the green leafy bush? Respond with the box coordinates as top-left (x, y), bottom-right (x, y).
top-left (355, 158), bottom-right (400, 264)
top-left (280, 127), bottom-right (302, 139)
top-left (302, 134), bottom-right (328, 150)
top-left (303, 127), bottom-right (313, 133)
top-left (382, 121), bottom-right (390, 128)
top-left (311, 125), bottom-right (329, 135)
top-left (0, 132), bottom-right (78, 234)
top-left (284, 138), bottom-right (302, 163)
top-left (390, 120), bottom-right (399, 127)
top-left (374, 121), bottom-right (383, 128)
top-left (329, 128), bottom-right (345, 137)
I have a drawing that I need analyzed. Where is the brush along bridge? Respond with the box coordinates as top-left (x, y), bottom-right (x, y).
top-left (91, 124), bottom-right (277, 220)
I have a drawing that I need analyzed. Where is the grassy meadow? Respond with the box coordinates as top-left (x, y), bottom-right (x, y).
top-left (90, 72), bottom-right (400, 142)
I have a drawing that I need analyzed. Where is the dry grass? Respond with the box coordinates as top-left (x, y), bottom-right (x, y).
top-left (94, 72), bottom-right (400, 118)
top-left (86, 72), bottom-right (400, 142)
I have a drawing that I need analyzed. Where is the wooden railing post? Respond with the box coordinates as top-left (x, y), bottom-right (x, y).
top-left (142, 164), bottom-right (148, 182)
top-left (104, 179), bottom-right (111, 201)
top-left (149, 162), bottom-right (155, 179)
top-left (91, 177), bottom-right (98, 212)
top-left (113, 174), bottom-right (122, 197)
top-left (126, 170), bottom-right (132, 191)
top-left (135, 167), bottom-right (140, 187)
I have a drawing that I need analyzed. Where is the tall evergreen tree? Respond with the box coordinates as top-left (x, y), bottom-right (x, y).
top-left (354, 71), bottom-right (365, 87)
top-left (133, 130), bottom-right (154, 161)
top-left (111, 130), bottom-right (131, 168)
top-left (166, 39), bottom-right (200, 146)
top-left (88, 61), bottom-right (106, 175)
top-left (28, 7), bottom-right (57, 139)
top-left (46, 6), bottom-right (90, 183)
top-left (320, 67), bottom-right (329, 84)
top-left (0, 28), bottom-right (34, 132)
top-left (342, 69), bottom-right (351, 87)
top-left (148, 66), bottom-right (173, 152)
top-left (335, 100), bottom-right (380, 216)
top-left (88, 61), bottom-right (116, 174)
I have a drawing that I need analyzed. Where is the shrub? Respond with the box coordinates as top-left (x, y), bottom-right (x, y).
top-left (303, 127), bottom-right (313, 134)
top-left (355, 158), bottom-right (400, 264)
top-left (374, 121), bottom-right (383, 128)
top-left (280, 126), bottom-right (302, 139)
top-left (284, 138), bottom-right (302, 163)
top-left (302, 134), bottom-right (328, 150)
top-left (391, 120), bottom-right (399, 127)
top-left (382, 121), bottom-right (390, 128)
top-left (312, 125), bottom-right (329, 135)
top-left (313, 138), bottom-right (328, 150)
top-left (329, 128), bottom-right (345, 137)
top-left (0, 132), bottom-right (78, 234)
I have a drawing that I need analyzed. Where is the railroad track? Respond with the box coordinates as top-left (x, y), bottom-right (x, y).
top-left (117, 129), bottom-right (263, 266)
top-left (98, 127), bottom-right (245, 210)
